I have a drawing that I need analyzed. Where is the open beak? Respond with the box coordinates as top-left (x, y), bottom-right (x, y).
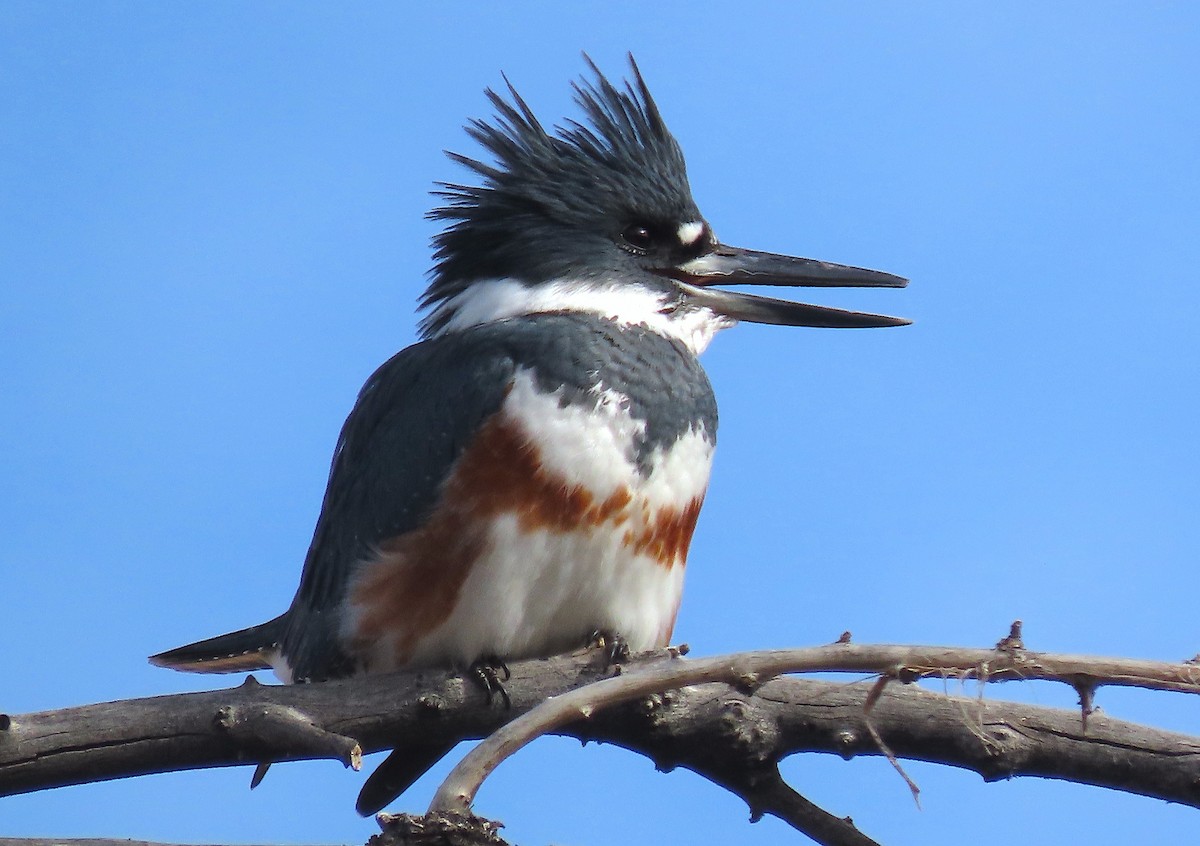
top-left (663, 243), bottom-right (910, 328)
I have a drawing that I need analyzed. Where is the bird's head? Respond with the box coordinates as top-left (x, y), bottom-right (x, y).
top-left (420, 55), bottom-right (908, 354)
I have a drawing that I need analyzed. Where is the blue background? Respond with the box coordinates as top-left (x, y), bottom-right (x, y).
top-left (3, 3), bottom-right (1197, 843)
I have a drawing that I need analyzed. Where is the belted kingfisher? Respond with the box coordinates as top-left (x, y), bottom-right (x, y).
top-left (150, 55), bottom-right (907, 811)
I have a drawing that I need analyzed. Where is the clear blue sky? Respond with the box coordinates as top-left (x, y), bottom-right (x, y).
top-left (3, 3), bottom-right (1198, 843)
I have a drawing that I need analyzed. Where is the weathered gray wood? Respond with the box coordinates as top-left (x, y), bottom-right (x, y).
top-left (2, 644), bottom-right (1199, 844)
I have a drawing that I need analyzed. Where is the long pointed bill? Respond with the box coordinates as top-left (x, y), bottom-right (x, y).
top-left (665, 244), bottom-right (910, 328)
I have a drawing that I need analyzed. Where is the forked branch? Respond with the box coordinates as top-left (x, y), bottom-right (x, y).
top-left (3, 636), bottom-right (1198, 846)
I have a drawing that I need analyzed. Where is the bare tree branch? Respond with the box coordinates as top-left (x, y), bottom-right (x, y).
top-left (427, 643), bottom-right (1200, 813)
top-left (3, 641), bottom-right (1198, 845)
top-left (719, 767), bottom-right (881, 846)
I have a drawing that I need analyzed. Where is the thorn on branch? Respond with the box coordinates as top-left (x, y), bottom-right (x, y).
top-left (836, 631), bottom-right (853, 644)
top-left (249, 762), bottom-right (271, 789)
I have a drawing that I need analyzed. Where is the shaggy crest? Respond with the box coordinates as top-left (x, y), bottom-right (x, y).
top-left (420, 54), bottom-right (703, 338)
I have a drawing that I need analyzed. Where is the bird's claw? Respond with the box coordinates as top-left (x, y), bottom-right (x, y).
top-left (468, 655), bottom-right (511, 708)
top-left (588, 630), bottom-right (631, 669)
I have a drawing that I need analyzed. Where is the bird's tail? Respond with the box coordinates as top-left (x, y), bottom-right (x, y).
top-left (357, 742), bottom-right (458, 816)
top-left (149, 614), bottom-right (286, 674)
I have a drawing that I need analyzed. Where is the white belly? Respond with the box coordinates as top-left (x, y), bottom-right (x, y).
top-left (404, 515), bottom-right (688, 666)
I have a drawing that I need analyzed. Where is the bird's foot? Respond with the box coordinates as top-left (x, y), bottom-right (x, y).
top-left (588, 630), bottom-right (631, 669)
top-left (467, 655), bottom-right (511, 708)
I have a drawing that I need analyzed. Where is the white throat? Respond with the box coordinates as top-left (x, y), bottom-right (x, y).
top-left (425, 278), bottom-right (735, 356)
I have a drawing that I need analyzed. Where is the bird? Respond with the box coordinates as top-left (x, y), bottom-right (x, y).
top-left (150, 54), bottom-right (908, 813)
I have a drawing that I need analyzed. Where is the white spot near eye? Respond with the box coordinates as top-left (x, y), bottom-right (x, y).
top-left (677, 220), bottom-right (705, 245)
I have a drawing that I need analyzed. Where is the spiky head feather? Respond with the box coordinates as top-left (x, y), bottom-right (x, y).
top-left (420, 55), bottom-right (703, 338)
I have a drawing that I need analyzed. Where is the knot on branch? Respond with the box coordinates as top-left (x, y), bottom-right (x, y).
top-left (719, 698), bottom-right (780, 766)
top-left (635, 688), bottom-right (680, 729)
top-left (835, 728), bottom-right (862, 760)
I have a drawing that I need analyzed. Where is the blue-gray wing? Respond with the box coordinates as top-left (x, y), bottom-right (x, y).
top-left (278, 330), bottom-right (520, 681)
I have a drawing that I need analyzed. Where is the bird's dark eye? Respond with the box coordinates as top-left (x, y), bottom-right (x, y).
top-left (621, 223), bottom-right (654, 251)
